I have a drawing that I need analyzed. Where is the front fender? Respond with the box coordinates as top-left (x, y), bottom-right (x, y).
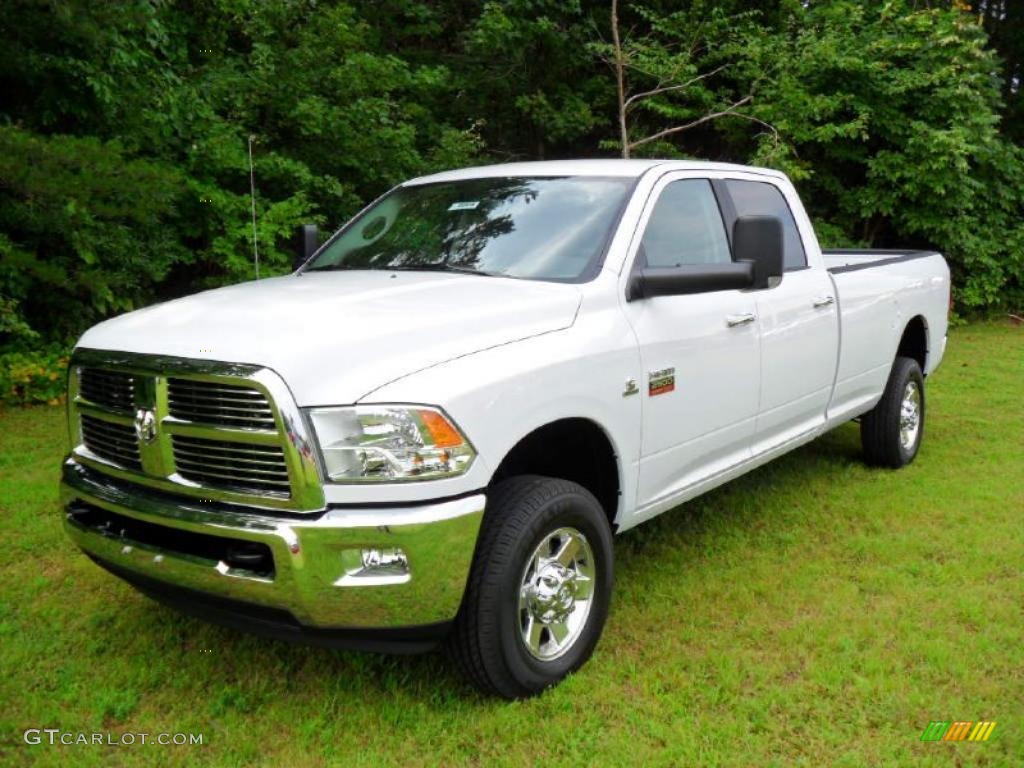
top-left (364, 303), bottom-right (642, 525)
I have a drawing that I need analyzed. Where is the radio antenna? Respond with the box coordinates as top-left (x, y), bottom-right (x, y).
top-left (247, 134), bottom-right (260, 279)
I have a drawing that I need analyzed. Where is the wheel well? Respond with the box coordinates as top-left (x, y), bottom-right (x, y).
top-left (897, 316), bottom-right (928, 373)
top-left (490, 418), bottom-right (620, 527)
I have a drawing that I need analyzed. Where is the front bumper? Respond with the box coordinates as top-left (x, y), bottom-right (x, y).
top-left (61, 460), bottom-right (484, 646)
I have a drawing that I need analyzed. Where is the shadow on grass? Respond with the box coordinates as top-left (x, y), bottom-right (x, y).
top-left (91, 422), bottom-right (868, 706)
top-left (615, 422), bottom-right (865, 562)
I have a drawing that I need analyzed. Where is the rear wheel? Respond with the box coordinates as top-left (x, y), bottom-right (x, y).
top-left (449, 476), bottom-right (613, 699)
top-left (860, 355), bottom-right (926, 468)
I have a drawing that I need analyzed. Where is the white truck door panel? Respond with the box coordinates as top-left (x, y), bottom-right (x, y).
top-left (753, 268), bottom-right (839, 452)
top-left (619, 176), bottom-right (761, 510)
top-left (628, 292), bottom-right (760, 507)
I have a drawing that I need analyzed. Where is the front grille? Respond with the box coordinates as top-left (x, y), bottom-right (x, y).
top-left (79, 368), bottom-right (135, 413)
top-left (172, 435), bottom-right (290, 496)
top-left (80, 413), bottom-right (142, 470)
top-left (71, 356), bottom-right (319, 511)
top-left (168, 378), bottom-right (275, 430)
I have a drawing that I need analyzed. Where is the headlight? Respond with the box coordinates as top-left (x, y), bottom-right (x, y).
top-left (307, 405), bottom-right (476, 483)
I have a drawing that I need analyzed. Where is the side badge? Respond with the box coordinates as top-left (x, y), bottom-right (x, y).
top-left (623, 377), bottom-right (639, 397)
top-left (648, 367), bottom-right (675, 396)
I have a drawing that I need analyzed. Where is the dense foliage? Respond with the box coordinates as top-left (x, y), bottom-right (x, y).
top-left (1, 0), bottom-right (1022, 402)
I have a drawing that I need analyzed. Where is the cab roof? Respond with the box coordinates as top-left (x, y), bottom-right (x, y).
top-left (405, 159), bottom-right (785, 185)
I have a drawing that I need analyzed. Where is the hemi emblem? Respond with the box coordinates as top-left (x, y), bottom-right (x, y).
top-left (648, 368), bottom-right (675, 396)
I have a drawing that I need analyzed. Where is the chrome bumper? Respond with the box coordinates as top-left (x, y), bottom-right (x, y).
top-left (61, 460), bottom-right (484, 631)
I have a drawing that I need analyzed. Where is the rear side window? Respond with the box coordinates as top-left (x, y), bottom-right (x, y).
top-left (724, 180), bottom-right (807, 270)
top-left (640, 180), bottom-right (731, 268)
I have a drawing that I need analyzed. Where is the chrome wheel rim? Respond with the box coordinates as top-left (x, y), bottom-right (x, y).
top-left (899, 380), bottom-right (922, 451)
top-left (518, 527), bottom-right (596, 661)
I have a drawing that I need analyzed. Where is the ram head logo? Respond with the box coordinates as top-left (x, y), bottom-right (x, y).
top-left (134, 408), bottom-right (158, 444)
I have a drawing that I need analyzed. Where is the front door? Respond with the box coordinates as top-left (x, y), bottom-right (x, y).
top-left (621, 176), bottom-right (761, 518)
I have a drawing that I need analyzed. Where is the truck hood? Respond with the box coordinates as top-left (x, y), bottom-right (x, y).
top-left (77, 271), bottom-right (582, 405)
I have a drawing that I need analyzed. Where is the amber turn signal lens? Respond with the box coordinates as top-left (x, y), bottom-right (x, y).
top-left (419, 409), bottom-right (465, 448)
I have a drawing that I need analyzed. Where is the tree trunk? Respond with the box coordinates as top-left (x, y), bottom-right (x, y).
top-left (611, 0), bottom-right (629, 158)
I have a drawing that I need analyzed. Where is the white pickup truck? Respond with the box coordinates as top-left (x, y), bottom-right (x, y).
top-left (61, 160), bottom-right (950, 698)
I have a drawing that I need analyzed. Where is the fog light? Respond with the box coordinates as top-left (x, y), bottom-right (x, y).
top-left (336, 547), bottom-right (410, 586)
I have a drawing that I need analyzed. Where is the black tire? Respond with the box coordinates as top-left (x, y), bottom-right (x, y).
top-left (449, 476), bottom-right (614, 699)
top-left (860, 355), bottom-right (926, 468)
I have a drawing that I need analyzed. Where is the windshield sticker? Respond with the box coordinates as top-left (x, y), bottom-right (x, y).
top-left (361, 216), bottom-right (388, 240)
top-left (448, 201), bottom-right (480, 211)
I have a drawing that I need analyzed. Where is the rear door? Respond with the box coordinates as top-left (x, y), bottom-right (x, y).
top-left (718, 178), bottom-right (839, 453)
top-left (620, 175), bottom-right (761, 515)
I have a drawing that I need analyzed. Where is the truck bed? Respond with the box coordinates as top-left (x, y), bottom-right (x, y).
top-left (821, 248), bottom-right (950, 428)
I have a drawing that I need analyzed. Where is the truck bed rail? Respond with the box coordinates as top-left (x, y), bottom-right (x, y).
top-left (823, 249), bottom-right (940, 274)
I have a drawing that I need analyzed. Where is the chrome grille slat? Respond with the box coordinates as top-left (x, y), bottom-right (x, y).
top-left (171, 435), bottom-right (291, 496)
top-left (80, 369), bottom-right (132, 384)
top-left (81, 417), bottom-right (137, 444)
top-left (170, 438), bottom-right (283, 457)
top-left (172, 436), bottom-right (286, 460)
top-left (81, 373), bottom-right (130, 386)
top-left (168, 380), bottom-right (268, 397)
top-left (169, 392), bottom-right (267, 404)
top-left (172, 415), bottom-right (276, 428)
top-left (171, 415), bottom-right (275, 428)
top-left (82, 437), bottom-right (139, 464)
top-left (174, 461), bottom-right (290, 481)
top-left (172, 446), bottom-right (286, 468)
top-left (167, 383), bottom-right (267, 397)
top-left (173, 446), bottom-right (288, 470)
top-left (83, 442), bottom-right (139, 462)
top-left (81, 430), bottom-right (137, 454)
top-left (177, 472), bottom-right (290, 493)
top-left (79, 390), bottom-right (133, 407)
top-left (167, 377), bottom-right (276, 429)
top-left (81, 423), bottom-right (137, 448)
top-left (79, 368), bottom-right (135, 413)
top-left (176, 463), bottom-right (288, 480)
top-left (80, 413), bottom-right (141, 469)
top-left (168, 398), bottom-right (273, 413)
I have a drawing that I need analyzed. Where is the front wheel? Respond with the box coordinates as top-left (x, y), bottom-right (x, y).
top-left (860, 355), bottom-right (926, 468)
top-left (449, 476), bottom-right (614, 699)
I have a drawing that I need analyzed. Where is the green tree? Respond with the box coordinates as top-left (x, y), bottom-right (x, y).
top-left (0, 127), bottom-right (186, 339)
top-left (0, 0), bottom-right (1021, 380)
top-left (459, 0), bottom-right (613, 159)
top-left (602, 0), bottom-right (775, 158)
top-left (738, 1), bottom-right (1024, 308)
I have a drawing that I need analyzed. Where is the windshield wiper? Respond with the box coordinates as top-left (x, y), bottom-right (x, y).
top-left (305, 263), bottom-right (498, 277)
top-left (385, 263), bottom-right (499, 277)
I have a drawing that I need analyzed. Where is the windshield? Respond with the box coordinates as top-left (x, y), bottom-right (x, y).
top-left (303, 176), bottom-right (633, 281)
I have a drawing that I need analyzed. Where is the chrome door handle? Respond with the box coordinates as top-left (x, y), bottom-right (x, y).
top-left (812, 295), bottom-right (835, 308)
top-left (725, 313), bottom-right (756, 327)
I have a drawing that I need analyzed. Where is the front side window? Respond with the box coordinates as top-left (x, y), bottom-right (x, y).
top-left (639, 179), bottom-right (731, 268)
top-left (304, 176), bottom-right (633, 281)
top-left (724, 180), bottom-right (807, 270)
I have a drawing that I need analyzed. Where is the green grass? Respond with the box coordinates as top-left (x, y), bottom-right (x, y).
top-left (1, 321), bottom-right (1021, 767)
